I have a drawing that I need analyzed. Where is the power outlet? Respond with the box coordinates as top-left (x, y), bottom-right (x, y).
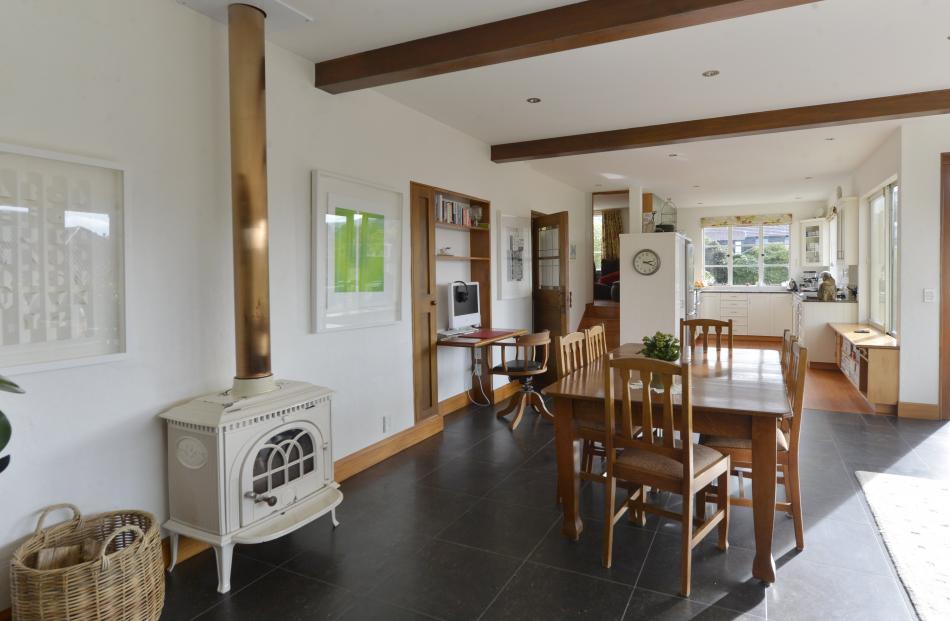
top-left (382, 415), bottom-right (391, 434)
top-left (923, 288), bottom-right (936, 303)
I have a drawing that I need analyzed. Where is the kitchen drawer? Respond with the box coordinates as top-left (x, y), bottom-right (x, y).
top-left (732, 325), bottom-right (749, 335)
top-left (724, 317), bottom-right (747, 326)
top-left (720, 308), bottom-right (748, 318)
top-left (720, 300), bottom-right (748, 310)
top-left (721, 294), bottom-right (748, 301)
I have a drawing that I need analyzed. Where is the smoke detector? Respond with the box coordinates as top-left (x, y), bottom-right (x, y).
top-left (177, 0), bottom-right (313, 31)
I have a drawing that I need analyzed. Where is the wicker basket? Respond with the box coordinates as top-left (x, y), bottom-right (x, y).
top-left (10, 503), bottom-right (164, 621)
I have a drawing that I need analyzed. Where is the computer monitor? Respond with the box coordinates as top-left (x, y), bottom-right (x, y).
top-left (447, 281), bottom-right (481, 330)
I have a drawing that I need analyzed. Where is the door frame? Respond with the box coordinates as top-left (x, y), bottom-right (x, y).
top-left (409, 181), bottom-right (438, 422)
top-left (591, 190), bottom-right (630, 294)
top-left (940, 154), bottom-right (950, 419)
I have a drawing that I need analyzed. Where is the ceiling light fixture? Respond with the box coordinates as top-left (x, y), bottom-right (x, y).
top-left (805, 176), bottom-right (813, 180)
top-left (692, 185), bottom-right (700, 189)
top-left (702, 70), bottom-right (720, 77)
top-left (668, 153), bottom-right (679, 158)
top-left (601, 173), bottom-right (625, 180)
top-left (825, 137), bottom-right (835, 141)
top-left (526, 97), bottom-right (541, 103)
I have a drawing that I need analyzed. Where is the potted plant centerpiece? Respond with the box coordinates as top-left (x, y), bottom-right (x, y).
top-left (640, 332), bottom-right (681, 390)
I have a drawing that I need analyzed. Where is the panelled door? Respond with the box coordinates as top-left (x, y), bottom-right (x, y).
top-left (410, 182), bottom-right (438, 422)
top-left (532, 211), bottom-right (569, 387)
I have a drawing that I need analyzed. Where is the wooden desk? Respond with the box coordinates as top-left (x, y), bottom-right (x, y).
top-left (544, 344), bottom-right (790, 584)
top-left (829, 323), bottom-right (899, 414)
top-left (437, 328), bottom-right (529, 408)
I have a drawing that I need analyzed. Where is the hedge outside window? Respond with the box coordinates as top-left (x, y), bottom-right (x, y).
top-left (702, 223), bottom-right (791, 286)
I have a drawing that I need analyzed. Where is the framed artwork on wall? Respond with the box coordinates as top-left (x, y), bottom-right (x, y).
top-left (498, 214), bottom-right (532, 300)
top-left (311, 170), bottom-right (403, 332)
top-left (0, 144), bottom-right (126, 372)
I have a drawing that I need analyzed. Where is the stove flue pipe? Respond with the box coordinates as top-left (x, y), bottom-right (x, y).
top-left (228, 4), bottom-right (274, 397)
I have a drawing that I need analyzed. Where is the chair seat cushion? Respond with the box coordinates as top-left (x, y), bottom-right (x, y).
top-left (615, 442), bottom-right (725, 480)
top-left (492, 360), bottom-right (542, 373)
top-left (700, 427), bottom-right (790, 452)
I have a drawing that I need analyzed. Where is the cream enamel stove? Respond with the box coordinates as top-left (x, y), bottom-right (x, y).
top-left (162, 381), bottom-right (340, 593)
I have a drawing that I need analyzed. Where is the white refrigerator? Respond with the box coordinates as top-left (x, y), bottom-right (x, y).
top-left (618, 232), bottom-right (696, 344)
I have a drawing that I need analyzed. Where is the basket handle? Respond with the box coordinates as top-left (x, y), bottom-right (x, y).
top-left (99, 524), bottom-right (145, 572)
top-left (34, 503), bottom-right (83, 537)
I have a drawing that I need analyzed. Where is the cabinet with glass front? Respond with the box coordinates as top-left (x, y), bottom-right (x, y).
top-left (799, 218), bottom-right (830, 267)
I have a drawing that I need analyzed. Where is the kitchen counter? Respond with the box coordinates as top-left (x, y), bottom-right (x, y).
top-left (699, 288), bottom-right (790, 294)
top-left (800, 298), bottom-right (857, 303)
top-left (829, 323), bottom-right (898, 349)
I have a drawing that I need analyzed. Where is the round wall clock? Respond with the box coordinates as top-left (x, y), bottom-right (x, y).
top-left (633, 249), bottom-right (661, 276)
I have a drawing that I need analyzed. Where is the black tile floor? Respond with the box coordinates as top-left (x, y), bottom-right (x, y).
top-left (161, 404), bottom-right (950, 620)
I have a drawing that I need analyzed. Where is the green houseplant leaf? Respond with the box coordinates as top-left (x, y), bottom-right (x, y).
top-left (0, 375), bottom-right (24, 476)
top-left (0, 374), bottom-right (24, 394)
top-left (640, 332), bottom-right (680, 362)
top-left (0, 411), bottom-right (10, 453)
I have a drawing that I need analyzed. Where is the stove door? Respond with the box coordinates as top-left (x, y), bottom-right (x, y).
top-left (240, 421), bottom-right (330, 527)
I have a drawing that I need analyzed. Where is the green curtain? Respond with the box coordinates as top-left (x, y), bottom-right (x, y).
top-left (602, 209), bottom-right (624, 261)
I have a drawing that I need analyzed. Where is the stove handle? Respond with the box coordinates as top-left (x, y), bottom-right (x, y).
top-left (244, 491), bottom-right (278, 507)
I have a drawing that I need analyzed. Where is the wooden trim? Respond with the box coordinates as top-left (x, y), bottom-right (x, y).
top-left (808, 361), bottom-right (839, 371)
top-left (438, 390), bottom-right (471, 416)
top-left (494, 380), bottom-right (522, 403)
top-left (0, 607), bottom-right (9, 621)
top-left (314, 0), bottom-right (817, 93)
top-left (898, 402), bottom-right (940, 420)
top-left (334, 414), bottom-right (444, 482)
top-left (941, 153), bottom-right (950, 419)
top-left (491, 89), bottom-right (950, 162)
top-left (734, 335), bottom-right (782, 343)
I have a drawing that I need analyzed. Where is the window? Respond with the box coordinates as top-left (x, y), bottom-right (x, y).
top-left (868, 183), bottom-right (899, 333)
top-left (702, 224), bottom-right (791, 286)
top-left (592, 212), bottom-right (603, 271)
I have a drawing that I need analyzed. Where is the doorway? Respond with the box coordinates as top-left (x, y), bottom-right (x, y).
top-left (531, 210), bottom-right (569, 387)
top-left (591, 190), bottom-right (629, 302)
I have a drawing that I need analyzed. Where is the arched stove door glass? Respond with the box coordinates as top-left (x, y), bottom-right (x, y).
top-left (251, 428), bottom-right (317, 494)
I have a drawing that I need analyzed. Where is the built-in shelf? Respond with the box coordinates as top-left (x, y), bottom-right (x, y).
top-left (435, 221), bottom-right (489, 233)
top-left (436, 255), bottom-right (489, 262)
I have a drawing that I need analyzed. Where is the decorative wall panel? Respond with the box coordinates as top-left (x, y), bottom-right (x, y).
top-left (0, 147), bottom-right (124, 368)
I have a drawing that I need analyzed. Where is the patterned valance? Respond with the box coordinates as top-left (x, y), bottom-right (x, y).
top-left (700, 213), bottom-right (792, 228)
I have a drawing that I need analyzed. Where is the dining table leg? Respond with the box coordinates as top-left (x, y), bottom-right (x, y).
top-left (554, 396), bottom-right (582, 540)
top-left (751, 416), bottom-right (778, 583)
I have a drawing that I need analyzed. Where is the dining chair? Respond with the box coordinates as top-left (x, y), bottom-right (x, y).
top-left (780, 329), bottom-right (798, 385)
top-left (491, 331), bottom-right (553, 430)
top-left (701, 342), bottom-right (809, 550)
top-left (680, 318), bottom-right (734, 355)
top-left (585, 323), bottom-right (608, 362)
top-left (601, 354), bottom-right (731, 597)
top-left (557, 331), bottom-right (587, 378)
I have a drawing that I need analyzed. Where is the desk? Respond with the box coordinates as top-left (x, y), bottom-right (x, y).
top-left (829, 323), bottom-right (899, 413)
top-left (437, 328), bottom-right (528, 406)
top-left (544, 344), bottom-right (790, 584)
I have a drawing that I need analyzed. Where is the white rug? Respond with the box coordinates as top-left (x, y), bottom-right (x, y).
top-left (856, 471), bottom-right (950, 621)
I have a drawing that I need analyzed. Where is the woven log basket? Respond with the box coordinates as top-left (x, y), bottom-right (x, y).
top-left (10, 503), bottom-right (164, 621)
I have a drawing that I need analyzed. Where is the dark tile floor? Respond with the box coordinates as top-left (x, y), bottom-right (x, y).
top-left (161, 404), bottom-right (950, 620)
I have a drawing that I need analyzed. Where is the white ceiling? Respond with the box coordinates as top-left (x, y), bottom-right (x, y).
top-left (264, 0), bottom-right (950, 202)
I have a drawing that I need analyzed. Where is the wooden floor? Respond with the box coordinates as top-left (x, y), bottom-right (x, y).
top-left (735, 340), bottom-right (876, 415)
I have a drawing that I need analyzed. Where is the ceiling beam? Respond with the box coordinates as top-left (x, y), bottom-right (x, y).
top-left (313, 0), bottom-right (819, 94)
top-left (490, 89), bottom-right (950, 162)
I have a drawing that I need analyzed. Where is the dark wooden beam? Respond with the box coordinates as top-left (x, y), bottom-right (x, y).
top-left (491, 89), bottom-right (950, 162)
top-left (314, 0), bottom-right (819, 94)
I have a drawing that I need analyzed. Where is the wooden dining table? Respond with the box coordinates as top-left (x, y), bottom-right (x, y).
top-left (543, 343), bottom-right (790, 584)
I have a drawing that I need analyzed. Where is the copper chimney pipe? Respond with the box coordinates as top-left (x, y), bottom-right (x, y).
top-left (228, 4), bottom-right (273, 391)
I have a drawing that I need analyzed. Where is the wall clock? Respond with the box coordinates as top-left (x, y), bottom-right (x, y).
top-left (633, 249), bottom-right (661, 276)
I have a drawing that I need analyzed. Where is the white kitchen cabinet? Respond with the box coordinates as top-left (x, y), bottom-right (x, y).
top-left (793, 296), bottom-right (858, 364)
top-left (769, 293), bottom-right (794, 337)
top-left (800, 218), bottom-right (830, 267)
top-left (834, 197), bottom-right (859, 266)
top-left (747, 295), bottom-right (770, 336)
top-left (699, 292), bottom-right (720, 320)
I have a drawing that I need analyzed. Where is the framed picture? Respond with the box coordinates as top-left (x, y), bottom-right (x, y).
top-left (498, 214), bottom-right (532, 300)
top-left (311, 170), bottom-right (403, 332)
top-left (0, 144), bottom-right (126, 372)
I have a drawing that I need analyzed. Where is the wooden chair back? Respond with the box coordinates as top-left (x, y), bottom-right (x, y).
top-left (585, 323), bottom-right (608, 361)
top-left (603, 354), bottom-right (694, 484)
top-left (781, 329), bottom-right (798, 384)
top-left (784, 342), bottom-right (808, 450)
top-left (557, 331), bottom-right (587, 378)
top-left (496, 330), bottom-right (550, 378)
top-left (680, 318), bottom-right (734, 354)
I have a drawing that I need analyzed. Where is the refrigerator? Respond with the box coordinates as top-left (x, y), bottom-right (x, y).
top-left (618, 232), bottom-right (695, 344)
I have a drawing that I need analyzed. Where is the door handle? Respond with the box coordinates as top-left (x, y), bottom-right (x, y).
top-left (430, 300), bottom-right (438, 306)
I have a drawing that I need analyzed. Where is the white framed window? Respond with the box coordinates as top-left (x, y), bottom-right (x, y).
top-left (702, 224), bottom-right (791, 286)
top-left (868, 182), bottom-right (899, 334)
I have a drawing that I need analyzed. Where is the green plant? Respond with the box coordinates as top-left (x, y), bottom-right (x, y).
top-left (0, 374), bottom-right (24, 475)
top-left (641, 332), bottom-right (680, 362)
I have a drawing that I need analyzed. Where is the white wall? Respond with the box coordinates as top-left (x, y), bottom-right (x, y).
top-left (0, 0), bottom-right (587, 608)
top-left (677, 200), bottom-right (828, 282)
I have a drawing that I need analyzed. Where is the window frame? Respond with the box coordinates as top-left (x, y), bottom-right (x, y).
top-left (702, 223), bottom-right (791, 287)
top-left (867, 181), bottom-right (900, 335)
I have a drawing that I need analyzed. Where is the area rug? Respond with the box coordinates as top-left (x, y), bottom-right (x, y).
top-left (856, 471), bottom-right (950, 621)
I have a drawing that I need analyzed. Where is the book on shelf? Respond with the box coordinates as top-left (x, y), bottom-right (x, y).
top-left (435, 196), bottom-right (479, 228)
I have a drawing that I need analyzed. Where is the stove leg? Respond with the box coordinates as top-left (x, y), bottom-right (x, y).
top-left (331, 507), bottom-right (340, 528)
top-left (167, 532), bottom-right (179, 572)
top-left (213, 542), bottom-right (235, 594)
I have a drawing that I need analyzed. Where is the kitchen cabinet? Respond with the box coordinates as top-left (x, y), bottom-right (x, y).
top-left (831, 323), bottom-right (899, 414)
top-left (698, 292), bottom-right (793, 337)
top-left (792, 295), bottom-right (858, 364)
top-left (834, 197), bottom-right (859, 266)
top-left (800, 217), bottom-right (830, 267)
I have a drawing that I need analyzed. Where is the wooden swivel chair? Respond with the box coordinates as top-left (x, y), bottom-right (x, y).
top-left (601, 353), bottom-right (731, 597)
top-left (702, 342), bottom-right (809, 550)
top-left (680, 318), bottom-right (734, 354)
top-left (492, 331), bottom-right (552, 430)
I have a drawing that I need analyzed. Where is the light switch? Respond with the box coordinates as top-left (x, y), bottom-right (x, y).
top-left (923, 288), bottom-right (936, 303)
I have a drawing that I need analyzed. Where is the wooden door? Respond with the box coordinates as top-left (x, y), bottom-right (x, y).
top-left (410, 182), bottom-right (438, 421)
top-left (532, 211), bottom-right (569, 387)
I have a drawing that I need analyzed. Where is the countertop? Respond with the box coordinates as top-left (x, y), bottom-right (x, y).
top-left (829, 323), bottom-right (899, 349)
top-left (699, 288), bottom-right (790, 294)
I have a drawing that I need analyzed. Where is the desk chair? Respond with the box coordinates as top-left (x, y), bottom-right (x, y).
top-left (492, 331), bottom-right (552, 430)
top-left (680, 318), bottom-right (734, 355)
top-left (702, 342), bottom-right (809, 551)
top-left (602, 354), bottom-right (731, 597)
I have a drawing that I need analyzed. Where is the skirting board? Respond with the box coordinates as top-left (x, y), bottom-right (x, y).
top-left (438, 390), bottom-right (470, 416)
top-left (494, 380), bottom-right (521, 402)
top-left (898, 402), bottom-right (940, 420)
top-left (809, 362), bottom-right (839, 370)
